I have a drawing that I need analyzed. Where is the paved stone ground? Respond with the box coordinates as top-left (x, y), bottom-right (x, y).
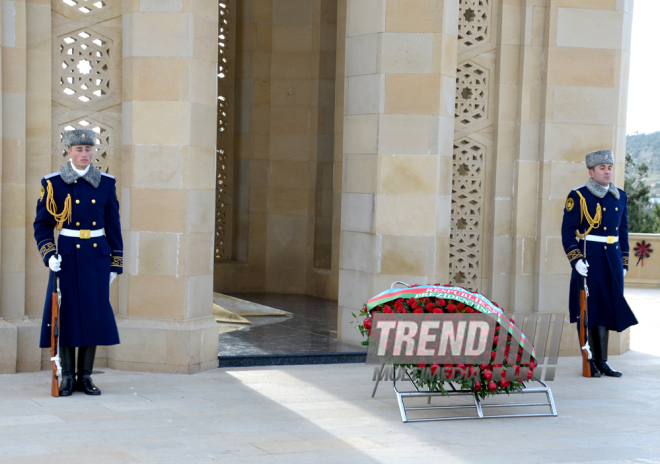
top-left (1, 289), bottom-right (659, 464)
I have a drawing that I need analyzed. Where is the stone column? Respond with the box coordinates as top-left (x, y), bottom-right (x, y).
top-left (113, 1), bottom-right (219, 373)
top-left (338, 0), bottom-right (458, 345)
top-left (486, 1), bottom-right (633, 355)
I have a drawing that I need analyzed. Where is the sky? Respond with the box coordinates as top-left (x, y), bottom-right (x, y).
top-left (626, 0), bottom-right (660, 135)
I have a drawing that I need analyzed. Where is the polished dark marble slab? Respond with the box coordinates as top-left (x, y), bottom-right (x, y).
top-left (217, 293), bottom-right (367, 365)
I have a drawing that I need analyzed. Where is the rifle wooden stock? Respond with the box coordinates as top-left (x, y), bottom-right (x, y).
top-left (579, 276), bottom-right (591, 378)
top-left (50, 271), bottom-right (59, 397)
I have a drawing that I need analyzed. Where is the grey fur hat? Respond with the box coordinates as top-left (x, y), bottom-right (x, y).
top-left (62, 129), bottom-right (96, 148)
top-left (585, 149), bottom-right (614, 168)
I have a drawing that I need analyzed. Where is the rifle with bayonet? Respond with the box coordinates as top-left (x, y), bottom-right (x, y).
top-left (50, 254), bottom-right (61, 397)
top-left (579, 267), bottom-right (591, 378)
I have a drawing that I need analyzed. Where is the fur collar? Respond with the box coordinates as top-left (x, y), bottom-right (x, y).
top-left (59, 161), bottom-right (102, 188)
top-left (585, 178), bottom-right (620, 200)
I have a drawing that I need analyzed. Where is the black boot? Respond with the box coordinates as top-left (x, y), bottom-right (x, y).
top-left (593, 327), bottom-right (622, 377)
top-left (577, 325), bottom-right (601, 377)
top-left (59, 346), bottom-right (75, 396)
top-left (75, 346), bottom-right (101, 395)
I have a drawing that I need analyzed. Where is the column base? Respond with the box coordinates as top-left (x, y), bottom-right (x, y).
top-left (108, 315), bottom-right (218, 374)
top-left (0, 317), bottom-right (42, 373)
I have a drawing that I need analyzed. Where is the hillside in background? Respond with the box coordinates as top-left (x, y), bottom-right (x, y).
top-left (627, 132), bottom-right (660, 199)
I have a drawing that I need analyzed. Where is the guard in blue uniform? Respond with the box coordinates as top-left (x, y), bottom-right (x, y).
top-left (561, 150), bottom-right (637, 378)
top-left (34, 129), bottom-right (123, 396)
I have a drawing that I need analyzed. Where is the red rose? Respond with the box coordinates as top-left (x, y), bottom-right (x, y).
top-left (483, 369), bottom-right (493, 381)
top-left (457, 364), bottom-right (466, 370)
top-left (458, 303), bottom-right (465, 311)
top-left (527, 369), bottom-right (534, 380)
top-left (465, 307), bottom-right (473, 313)
top-left (407, 298), bottom-right (416, 306)
top-left (425, 303), bottom-right (435, 311)
top-left (474, 381), bottom-right (481, 391)
top-left (516, 355), bottom-right (521, 363)
top-left (490, 351), bottom-right (496, 360)
top-left (396, 306), bottom-right (407, 313)
top-left (430, 364), bottom-right (440, 375)
top-left (383, 305), bottom-right (393, 313)
top-left (363, 318), bottom-right (372, 329)
top-left (488, 381), bottom-right (497, 392)
top-left (417, 363), bottom-right (427, 368)
top-left (479, 364), bottom-right (490, 370)
top-left (413, 308), bottom-right (424, 314)
top-left (432, 308), bottom-right (443, 313)
top-left (469, 367), bottom-right (479, 377)
top-left (529, 359), bottom-right (537, 369)
top-left (492, 335), bottom-right (499, 345)
top-left (501, 379), bottom-right (511, 388)
top-left (447, 304), bottom-right (457, 313)
top-left (437, 299), bottom-right (446, 306)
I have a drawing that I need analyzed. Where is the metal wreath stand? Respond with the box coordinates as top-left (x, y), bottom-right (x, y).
top-left (371, 282), bottom-right (558, 422)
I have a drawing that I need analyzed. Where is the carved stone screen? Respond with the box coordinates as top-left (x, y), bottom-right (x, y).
top-left (51, 3), bottom-right (121, 180)
top-left (215, 1), bottom-right (236, 261)
top-left (450, 0), bottom-right (496, 292)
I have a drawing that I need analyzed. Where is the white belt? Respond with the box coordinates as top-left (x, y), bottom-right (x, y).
top-left (582, 235), bottom-right (618, 244)
top-left (59, 228), bottom-right (105, 239)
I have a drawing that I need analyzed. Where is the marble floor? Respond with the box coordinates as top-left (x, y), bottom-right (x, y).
top-left (0, 288), bottom-right (658, 463)
top-left (217, 293), bottom-right (365, 357)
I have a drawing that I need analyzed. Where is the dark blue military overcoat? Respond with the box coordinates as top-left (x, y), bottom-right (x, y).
top-left (34, 168), bottom-right (123, 348)
top-left (561, 184), bottom-right (637, 332)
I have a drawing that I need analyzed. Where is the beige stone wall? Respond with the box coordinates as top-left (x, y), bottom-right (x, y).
top-left (625, 233), bottom-right (660, 287)
top-left (337, 0), bottom-right (459, 345)
top-left (0, 0), bottom-right (220, 375)
top-left (116, 0), bottom-right (219, 374)
top-left (213, 0), bottom-right (341, 299)
top-left (0, 0), bottom-right (639, 374)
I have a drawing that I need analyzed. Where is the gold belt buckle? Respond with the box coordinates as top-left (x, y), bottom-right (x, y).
top-left (606, 236), bottom-right (616, 244)
top-left (80, 229), bottom-right (91, 239)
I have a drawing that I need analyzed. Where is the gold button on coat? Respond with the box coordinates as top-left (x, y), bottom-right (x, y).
top-left (76, 244), bottom-right (80, 249)
top-left (75, 199), bottom-right (80, 204)
top-left (92, 199), bottom-right (96, 204)
top-left (92, 222), bottom-right (96, 226)
top-left (604, 227), bottom-right (607, 230)
top-left (76, 222), bottom-right (80, 226)
top-left (603, 207), bottom-right (606, 211)
top-left (604, 246), bottom-right (607, 249)
top-left (93, 243), bottom-right (97, 248)
top-left (74, 180), bottom-right (77, 184)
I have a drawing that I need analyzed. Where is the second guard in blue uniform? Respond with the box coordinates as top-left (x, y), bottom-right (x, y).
top-left (561, 150), bottom-right (637, 377)
top-left (34, 129), bottom-right (123, 396)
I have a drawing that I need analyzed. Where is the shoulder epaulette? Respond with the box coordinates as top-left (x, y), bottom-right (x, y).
top-left (44, 172), bottom-right (60, 179)
top-left (572, 185), bottom-right (585, 191)
top-left (101, 172), bottom-right (115, 179)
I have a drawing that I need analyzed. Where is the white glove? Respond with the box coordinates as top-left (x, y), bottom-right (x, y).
top-left (575, 260), bottom-right (589, 277)
top-left (48, 255), bottom-right (62, 272)
top-left (110, 272), bottom-right (117, 285)
top-left (623, 269), bottom-right (627, 277)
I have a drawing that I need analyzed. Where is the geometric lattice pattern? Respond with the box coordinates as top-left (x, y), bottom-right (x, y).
top-left (58, 29), bottom-right (112, 105)
top-left (458, 0), bottom-right (490, 49)
top-left (61, 0), bottom-right (106, 15)
top-left (215, 1), bottom-right (232, 260)
top-left (455, 61), bottom-right (488, 129)
top-left (59, 118), bottom-right (112, 173)
top-left (449, 137), bottom-right (485, 292)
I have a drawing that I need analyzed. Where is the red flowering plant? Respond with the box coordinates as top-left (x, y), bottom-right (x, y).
top-left (354, 284), bottom-right (537, 400)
